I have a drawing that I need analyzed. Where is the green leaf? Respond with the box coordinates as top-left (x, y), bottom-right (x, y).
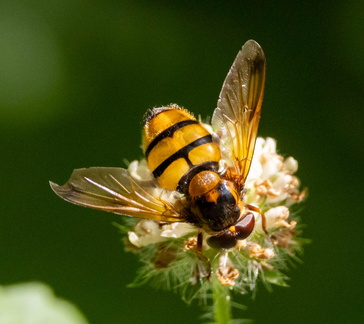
top-left (264, 270), bottom-right (289, 287)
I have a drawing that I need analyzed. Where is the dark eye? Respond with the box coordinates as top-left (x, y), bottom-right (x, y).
top-left (206, 213), bottom-right (255, 250)
top-left (207, 232), bottom-right (237, 250)
top-left (235, 213), bottom-right (255, 240)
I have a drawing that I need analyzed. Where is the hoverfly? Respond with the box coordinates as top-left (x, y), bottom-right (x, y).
top-left (50, 40), bottom-right (266, 251)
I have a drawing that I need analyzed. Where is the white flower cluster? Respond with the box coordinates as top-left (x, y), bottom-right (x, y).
top-left (128, 220), bottom-right (195, 248)
top-left (245, 137), bottom-right (304, 233)
top-left (125, 137), bottom-right (306, 292)
top-left (246, 138), bottom-right (303, 205)
top-left (127, 137), bottom-right (304, 249)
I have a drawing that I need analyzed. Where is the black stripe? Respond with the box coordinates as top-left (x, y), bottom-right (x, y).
top-left (152, 134), bottom-right (212, 178)
top-left (145, 119), bottom-right (199, 158)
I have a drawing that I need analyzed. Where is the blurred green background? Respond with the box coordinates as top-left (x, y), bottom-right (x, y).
top-left (1, 0), bottom-right (363, 323)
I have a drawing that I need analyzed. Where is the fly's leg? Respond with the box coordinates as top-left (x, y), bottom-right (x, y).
top-left (246, 204), bottom-right (268, 235)
top-left (197, 231), bottom-right (204, 253)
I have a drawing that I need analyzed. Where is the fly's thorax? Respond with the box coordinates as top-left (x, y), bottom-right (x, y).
top-left (187, 172), bottom-right (243, 233)
top-left (143, 106), bottom-right (221, 191)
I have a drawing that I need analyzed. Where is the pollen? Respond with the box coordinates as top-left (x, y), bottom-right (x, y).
top-left (217, 266), bottom-right (240, 287)
top-left (290, 187), bottom-right (307, 203)
top-left (265, 206), bottom-right (297, 230)
top-left (254, 179), bottom-right (280, 198)
top-left (271, 228), bottom-right (298, 250)
top-left (184, 236), bottom-right (198, 251)
top-left (235, 239), bottom-right (247, 250)
top-left (245, 243), bottom-right (275, 260)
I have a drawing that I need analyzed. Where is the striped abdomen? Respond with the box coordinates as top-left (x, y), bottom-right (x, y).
top-left (143, 106), bottom-right (221, 192)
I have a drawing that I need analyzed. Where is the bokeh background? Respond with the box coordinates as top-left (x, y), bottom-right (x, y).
top-left (1, 0), bottom-right (363, 323)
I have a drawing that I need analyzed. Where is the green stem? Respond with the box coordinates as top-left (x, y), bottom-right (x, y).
top-left (212, 275), bottom-right (232, 324)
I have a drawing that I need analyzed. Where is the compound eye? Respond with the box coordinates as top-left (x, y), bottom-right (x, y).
top-left (207, 232), bottom-right (237, 250)
top-left (235, 212), bottom-right (255, 240)
top-left (206, 213), bottom-right (255, 250)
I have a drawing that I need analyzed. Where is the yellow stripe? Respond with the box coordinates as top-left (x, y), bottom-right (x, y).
top-left (144, 108), bottom-right (195, 148)
top-left (188, 142), bottom-right (220, 165)
top-left (157, 158), bottom-right (190, 191)
top-left (147, 123), bottom-right (210, 171)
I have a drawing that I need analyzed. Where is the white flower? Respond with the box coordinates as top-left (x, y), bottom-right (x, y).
top-left (265, 206), bottom-right (296, 230)
top-left (160, 223), bottom-right (196, 239)
top-left (284, 156), bottom-right (298, 173)
top-left (244, 243), bottom-right (275, 260)
top-left (128, 159), bottom-right (154, 182)
top-left (128, 220), bottom-right (195, 248)
top-left (245, 137), bottom-right (304, 207)
top-left (128, 220), bottom-right (166, 248)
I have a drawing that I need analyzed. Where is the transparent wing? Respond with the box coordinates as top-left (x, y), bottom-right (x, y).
top-left (212, 40), bottom-right (266, 187)
top-left (50, 167), bottom-right (185, 222)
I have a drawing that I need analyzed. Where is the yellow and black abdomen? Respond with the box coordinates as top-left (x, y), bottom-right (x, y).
top-left (143, 106), bottom-right (221, 192)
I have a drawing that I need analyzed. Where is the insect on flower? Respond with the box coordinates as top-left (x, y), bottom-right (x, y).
top-left (50, 40), bottom-right (266, 252)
